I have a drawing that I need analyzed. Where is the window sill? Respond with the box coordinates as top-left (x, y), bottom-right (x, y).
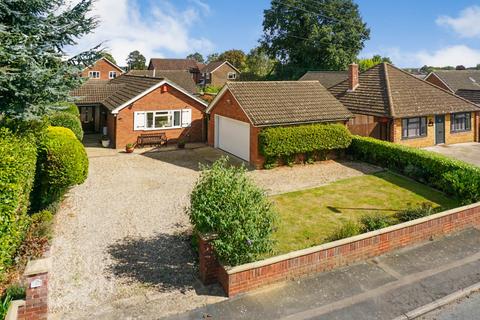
top-left (450, 129), bottom-right (471, 134)
top-left (135, 126), bottom-right (183, 131)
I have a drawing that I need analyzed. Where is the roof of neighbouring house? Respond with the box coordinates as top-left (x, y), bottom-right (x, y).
top-left (299, 71), bottom-right (349, 88)
top-left (148, 58), bottom-right (201, 71)
top-left (200, 61), bottom-right (240, 74)
top-left (429, 70), bottom-right (480, 92)
top-left (83, 57), bottom-right (125, 73)
top-left (456, 89), bottom-right (480, 105)
top-left (125, 69), bottom-right (197, 93)
top-left (207, 81), bottom-right (353, 126)
top-left (328, 63), bottom-right (480, 118)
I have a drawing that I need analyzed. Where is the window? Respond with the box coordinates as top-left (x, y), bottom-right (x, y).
top-left (402, 117), bottom-right (427, 139)
top-left (109, 71), bottom-right (117, 79)
top-left (451, 112), bottom-right (471, 132)
top-left (227, 72), bottom-right (237, 80)
top-left (134, 109), bottom-right (191, 131)
top-left (89, 71), bottom-right (100, 79)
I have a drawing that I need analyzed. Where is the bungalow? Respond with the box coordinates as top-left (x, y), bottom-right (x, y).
top-left (81, 57), bottom-right (124, 80)
top-left (71, 74), bottom-right (208, 148)
top-left (424, 70), bottom-right (480, 105)
top-left (200, 60), bottom-right (241, 87)
top-left (329, 63), bottom-right (480, 147)
top-left (206, 81), bottom-right (353, 168)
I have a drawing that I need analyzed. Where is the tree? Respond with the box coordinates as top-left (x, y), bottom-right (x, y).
top-left (186, 52), bottom-right (205, 63)
top-left (243, 47), bottom-right (277, 80)
top-left (126, 50), bottom-right (146, 70)
top-left (476, 64), bottom-right (480, 70)
top-left (261, 0), bottom-right (370, 79)
top-left (357, 55), bottom-right (392, 71)
top-left (101, 52), bottom-right (117, 65)
top-left (456, 65), bottom-right (466, 70)
top-left (218, 49), bottom-right (247, 71)
top-left (206, 53), bottom-right (220, 64)
top-left (0, 0), bottom-right (100, 119)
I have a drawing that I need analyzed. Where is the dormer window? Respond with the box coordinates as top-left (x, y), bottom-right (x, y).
top-left (89, 71), bottom-right (100, 79)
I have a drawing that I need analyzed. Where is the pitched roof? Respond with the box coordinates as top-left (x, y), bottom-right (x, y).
top-left (201, 61), bottom-right (240, 74)
top-left (456, 89), bottom-right (480, 105)
top-left (208, 81), bottom-right (353, 126)
top-left (148, 58), bottom-right (200, 71)
top-left (329, 63), bottom-right (479, 118)
top-left (299, 71), bottom-right (348, 88)
top-left (83, 57), bottom-right (124, 73)
top-left (125, 69), bottom-right (197, 93)
top-left (431, 70), bottom-right (480, 92)
top-left (70, 80), bottom-right (126, 105)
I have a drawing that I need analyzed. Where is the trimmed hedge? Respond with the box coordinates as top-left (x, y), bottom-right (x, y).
top-left (0, 128), bottom-right (37, 280)
top-left (348, 136), bottom-right (480, 204)
top-left (35, 127), bottom-right (88, 208)
top-left (50, 102), bottom-right (80, 117)
top-left (259, 124), bottom-right (352, 167)
top-left (48, 112), bottom-right (83, 141)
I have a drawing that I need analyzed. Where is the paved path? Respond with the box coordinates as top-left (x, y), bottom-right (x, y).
top-left (424, 142), bottom-right (480, 167)
top-left (419, 290), bottom-right (480, 320)
top-left (163, 229), bottom-right (480, 320)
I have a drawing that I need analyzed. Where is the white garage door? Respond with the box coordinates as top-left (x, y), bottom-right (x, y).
top-left (215, 115), bottom-right (250, 161)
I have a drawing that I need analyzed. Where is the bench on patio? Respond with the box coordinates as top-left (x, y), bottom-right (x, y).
top-left (136, 132), bottom-right (167, 148)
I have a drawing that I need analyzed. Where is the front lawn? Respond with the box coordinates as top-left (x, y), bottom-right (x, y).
top-left (270, 171), bottom-right (460, 254)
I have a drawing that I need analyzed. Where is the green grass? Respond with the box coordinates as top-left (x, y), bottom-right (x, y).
top-left (270, 171), bottom-right (460, 255)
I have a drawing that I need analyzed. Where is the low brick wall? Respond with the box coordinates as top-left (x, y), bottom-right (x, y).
top-left (199, 202), bottom-right (480, 297)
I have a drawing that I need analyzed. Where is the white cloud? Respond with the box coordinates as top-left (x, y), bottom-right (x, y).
top-left (65, 0), bottom-right (214, 65)
top-left (436, 6), bottom-right (480, 38)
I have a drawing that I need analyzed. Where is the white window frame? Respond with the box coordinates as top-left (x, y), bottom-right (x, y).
top-left (206, 73), bottom-right (210, 79)
top-left (451, 112), bottom-right (471, 133)
top-left (89, 71), bottom-right (100, 79)
top-left (109, 71), bottom-right (117, 79)
top-left (134, 109), bottom-right (191, 131)
top-left (227, 72), bottom-right (237, 80)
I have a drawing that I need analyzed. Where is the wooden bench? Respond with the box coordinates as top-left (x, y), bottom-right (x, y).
top-left (136, 132), bottom-right (167, 148)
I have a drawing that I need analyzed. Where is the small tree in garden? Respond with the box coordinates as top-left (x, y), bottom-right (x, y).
top-left (189, 157), bottom-right (277, 266)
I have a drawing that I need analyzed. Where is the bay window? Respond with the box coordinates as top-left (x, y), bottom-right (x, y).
top-left (451, 112), bottom-right (471, 132)
top-left (402, 117), bottom-right (427, 139)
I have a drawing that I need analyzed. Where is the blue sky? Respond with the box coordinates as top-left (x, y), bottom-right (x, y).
top-left (70, 0), bottom-right (480, 68)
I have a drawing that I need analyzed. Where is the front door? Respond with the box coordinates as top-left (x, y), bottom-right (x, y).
top-left (435, 115), bottom-right (445, 144)
top-left (80, 106), bottom-right (95, 133)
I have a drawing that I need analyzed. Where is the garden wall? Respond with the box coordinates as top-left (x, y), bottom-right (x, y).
top-left (199, 202), bottom-right (480, 297)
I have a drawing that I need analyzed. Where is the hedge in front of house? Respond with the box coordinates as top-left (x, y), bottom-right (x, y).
top-left (49, 101), bottom-right (80, 117)
top-left (259, 123), bottom-right (352, 166)
top-left (0, 128), bottom-right (37, 280)
top-left (48, 112), bottom-right (83, 141)
top-left (348, 136), bottom-right (480, 204)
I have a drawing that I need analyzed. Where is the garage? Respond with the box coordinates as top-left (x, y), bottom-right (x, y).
top-left (215, 115), bottom-right (250, 161)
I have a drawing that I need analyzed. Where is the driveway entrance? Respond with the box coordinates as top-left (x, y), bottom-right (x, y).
top-left (424, 142), bottom-right (480, 167)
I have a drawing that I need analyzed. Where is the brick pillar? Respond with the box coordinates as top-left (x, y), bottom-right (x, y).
top-left (17, 258), bottom-right (50, 320)
top-left (198, 233), bottom-right (220, 285)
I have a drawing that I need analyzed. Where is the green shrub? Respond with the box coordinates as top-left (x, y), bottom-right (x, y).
top-left (0, 128), bottom-right (37, 280)
top-left (48, 112), bottom-right (83, 141)
top-left (50, 102), bottom-right (80, 117)
top-left (259, 123), bottom-right (352, 167)
top-left (328, 220), bottom-right (361, 241)
top-left (34, 127), bottom-right (88, 208)
top-left (360, 213), bottom-right (393, 232)
top-left (0, 284), bottom-right (26, 319)
top-left (204, 85), bottom-right (222, 94)
top-left (348, 136), bottom-right (480, 204)
top-left (189, 157), bottom-right (277, 266)
top-left (395, 203), bottom-right (436, 222)
top-left (30, 210), bottom-right (54, 239)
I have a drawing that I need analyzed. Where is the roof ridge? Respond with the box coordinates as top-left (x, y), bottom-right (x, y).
top-left (227, 80), bottom-right (319, 84)
top-left (383, 63), bottom-right (396, 117)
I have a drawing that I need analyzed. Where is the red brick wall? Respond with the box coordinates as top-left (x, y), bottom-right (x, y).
top-left (199, 202), bottom-right (480, 297)
top-left (17, 271), bottom-right (48, 320)
top-left (81, 58), bottom-right (123, 80)
top-left (114, 85), bottom-right (206, 148)
top-left (424, 73), bottom-right (452, 92)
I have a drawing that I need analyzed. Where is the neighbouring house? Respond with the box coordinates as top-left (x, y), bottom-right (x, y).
top-left (126, 69), bottom-right (198, 94)
top-left (81, 57), bottom-right (124, 80)
top-left (425, 70), bottom-right (480, 105)
top-left (299, 71), bottom-right (348, 88)
top-left (147, 58), bottom-right (203, 84)
top-left (206, 81), bottom-right (353, 168)
top-left (71, 74), bottom-right (208, 148)
top-left (329, 63), bottom-right (480, 147)
top-left (200, 60), bottom-right (241, 87)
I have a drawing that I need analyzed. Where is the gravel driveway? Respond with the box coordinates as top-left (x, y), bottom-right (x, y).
top-left (48, 145), bottom-right (379, 319)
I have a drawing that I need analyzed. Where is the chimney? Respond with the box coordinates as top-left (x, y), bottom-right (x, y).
top-left (348, 63), bottom-right (359, 91)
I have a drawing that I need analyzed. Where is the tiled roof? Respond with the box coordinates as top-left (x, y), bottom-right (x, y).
top-left (201, 61), bottom-right (224, 73)
top-left (299, 71), bottom-right (348, 88)
top-left (329, 63), bottom-right (480, 118)
top-left (126, 69), bottom-right (197, 93)
top-left (456, 89), bottom-right (480, 105)
top-left (223, 81), bottom-right (353, 126)
top-left (432, 70), bottom-right (480, 91)
top-left (148, 58), bottom-right (200, 71)
top-left (70, 80), bottom-right (125, 105)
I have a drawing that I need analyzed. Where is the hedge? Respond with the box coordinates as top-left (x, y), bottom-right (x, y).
top-left (35, 126), bottom-right (89, 208)
top-left (348, 136), bottom-right (480, 204)
top-left (48, 112), bottom-right (83, 141)
top-left (0, 128), bottom-right (37, 280)
top-left (50, 102), bottom-right (80, 117)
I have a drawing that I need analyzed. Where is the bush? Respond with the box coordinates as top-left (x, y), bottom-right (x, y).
top-left (204, 85), bottom-right (222, 94)
top-left (327, 220), bottom-right (361, 241)
top-left (49, 102), bottom-right (80, 117)
top-left (34, 127), bottom-right (88, 208)
top-left (0, 128), bottom-right (37, 280)
top-left (360, 213), bottom-right (393, 232)
top-left (348, 136), bottom-right (480, 204)
top-left (259, 123), bottom-right (352, 167)
top-left (0, 284), bottom-right (26, 319)
top-left (189, 157), bottom-right (277, 266)
top-left (395, 203), bottom-right (436, 222)
top-left (48, 112), bottom-right (83, 141)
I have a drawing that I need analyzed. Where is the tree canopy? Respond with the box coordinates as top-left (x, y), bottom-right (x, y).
top-left (357, 55), bottom-right (392, 71)
top-left (0, 0), bottom-right (100, 119)
top-left (261, 0), bottom-right (370, 79)
top-left (218, 49), bottom-right (247, 71)
top-left (186, 52), bottom-right (205, 63)
top-left (126, 50), bottom-right (146, 70)
top-left (101, 52), bottom-right (117, 65)
top-left (242, 47), bottom-right (277, 80)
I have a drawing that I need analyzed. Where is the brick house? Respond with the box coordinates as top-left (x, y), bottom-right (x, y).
top-left (147, 58), bottom-right (203, 84)
top-left (206, 81), bottom-right (353, 168)
top-left (329, 63), bottom-right (480, 147)
top-left (81, 57), bottom-right (124, 80)
top-left (424, 70), bottom-right (480, 105)
top-left (71, 74), bottom-right (208, 148)
top-left (200, 61), bottom-right (240, 87)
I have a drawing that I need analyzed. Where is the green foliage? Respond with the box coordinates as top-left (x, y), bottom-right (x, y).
top-left (206, 53), bottom-right (220, 64)
top-left (186, 52), bottom-right (205, 63)
top-left (348, 136), bottom-right (480, 204)
top-left (357, 55), bottom-right (392, 71)
top-left (360, 213), bottom-right (393, 232)
top-left (395, 203), bottom-right (436, 222)
top-left (30, 210), bottom-right (54, 239)
top-left (218, 49), bottom-right (247, 71)
top-left (328, 220), bottom-right (360, 241)
top-left (261, 0), bottom-right (370, 79)
top-left (189, 157), bottom-right (277, 266)
top-left (259, 124), bottom-right (352, 167)
top-left (50, 102), bottom-right (80, 117)
top-left (0, 284), bottom-right (26, 319)
top-left (34, 127), bottom-right (88, 209)
top-left (241, 47), bottom-right (277, 80)
top-left (0, 128), bottom-right (37, 280)
top-left (101, 52), bottom-right (117, 65)
top-left (127, 50), bottom-right (146, 70)
top-left (48, 112), bottom-right (83, 141)
top-left (0, 0), bottom-right (100, 118)
top-left (204, 85), bottom-right (222, 94)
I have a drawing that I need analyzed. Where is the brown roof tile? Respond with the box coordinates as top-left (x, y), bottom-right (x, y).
top-left (70, 80), bottom-right (125, 105)
top-left (148, 58), bottom-right (200, 71)
top-left (299, 71), bottom-right (348, 88)
top-left (125, 69), bottom-right (197, 93)
top-left (432, 70), bottom-right (480, 91)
